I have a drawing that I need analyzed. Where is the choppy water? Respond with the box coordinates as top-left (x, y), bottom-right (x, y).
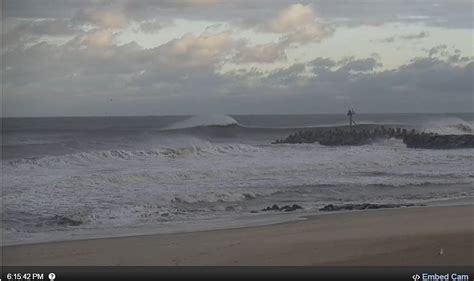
top-left (2, 113), bottom-right (473, 245)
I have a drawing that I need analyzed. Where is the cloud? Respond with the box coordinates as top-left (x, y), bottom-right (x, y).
top-left (159, 31), bottom-right (237, 66)
top-left (1, 0), bottom-right (472, 116)
top-left (308, 57), bottom-right (381, 75)
top-left (266, 4), bottom-right (333, 44)
top-left (234, 41), bottom-right (289, 63)
top-left (425, 45), bottom-right (471, 64)
top-left (309, 57), bottom-right (337, 69)
top-left (2, 19), bottom-right (78, 48)
top-left (186, 0), bottom-right (220, 6)
top-left (138, 19), bottom-right (167, 33)
top-left (225, 54), bottom-right (472, 114)
top-left (77, 29), bottom-right (115, 49)
top-left (379, 31), bottom-right (429, 43)
top-left (428, 44), bottom-right (448, 57)
top-left (400, 31), bottom-right (429, 40)
top-left (338, 57), bottom-right (382, 72)
top-left (314, 0), bottom-right (473, 29)
top-left (73, 8), bottom-right (128, 29)
top-left (271, 4), bottom-right (316, 33)
top-left (4, 34), bottom-right (472, 117)
top-left (283, 24), bottom-right (333, 43)
top-left (266, 63), bottom-right (306, 84)
top-left (380, 37), bottom-right (395, 43)
top-left (3, 0), bottom-right (472, 30)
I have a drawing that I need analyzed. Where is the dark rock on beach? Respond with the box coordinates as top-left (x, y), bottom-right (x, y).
top-left (319, 203), bottom-right (423, 212)
top-left (281, 204), bottom-right (304, 212)
top-left (260, 204), bottom-right (303, 212)
top-left (54, 215), bottom-right (83, 226)
top-left (262, 204), bottom-right (280, 211)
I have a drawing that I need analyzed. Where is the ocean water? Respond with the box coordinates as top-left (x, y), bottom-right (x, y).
top-left (2, 113), bottom-right (473, 245)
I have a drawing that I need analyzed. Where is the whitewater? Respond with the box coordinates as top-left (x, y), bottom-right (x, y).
top-left (2, 113), bottom-right (473, 245)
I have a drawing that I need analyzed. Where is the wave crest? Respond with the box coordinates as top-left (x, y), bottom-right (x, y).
top-left (423, 118), bottom-right (474, 135)
top-left (164, 115), bottom-right (239, 130)
top-left (6, 143), bottom-right (261, 169)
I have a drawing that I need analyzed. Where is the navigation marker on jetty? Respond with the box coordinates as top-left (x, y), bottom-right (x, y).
top-left (347, 108), bottom-right (356, 128)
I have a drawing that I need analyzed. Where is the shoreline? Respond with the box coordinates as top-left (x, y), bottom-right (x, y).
top-left (3, 196), bottom-right (473, 248)
top-left (2, 204), bottom-right (473, 266)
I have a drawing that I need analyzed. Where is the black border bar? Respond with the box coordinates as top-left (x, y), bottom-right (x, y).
top-left (1, 266), bottom-right (473, 281)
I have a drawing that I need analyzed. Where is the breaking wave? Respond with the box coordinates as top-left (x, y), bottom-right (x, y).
top-left (6, 142), bottom-right (262, 169)
top-left (423, 118), bottom-right (474, 135)
top-left (163, 115), bottom-right (239, 130)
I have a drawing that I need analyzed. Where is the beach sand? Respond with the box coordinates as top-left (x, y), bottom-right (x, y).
top-left (2, 205), bottom-right (473, 266)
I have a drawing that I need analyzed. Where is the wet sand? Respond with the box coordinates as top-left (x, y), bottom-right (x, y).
top-left (2, 204), bottom-right (473, 266)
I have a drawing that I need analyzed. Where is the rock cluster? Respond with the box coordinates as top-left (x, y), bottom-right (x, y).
top-left (319, 203), bottom-right (421, 212)
top-left (260, 204), bottom-right (303, 212)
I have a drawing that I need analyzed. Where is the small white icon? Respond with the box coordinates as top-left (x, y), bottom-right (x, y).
top-left (48, 273), bottom-right (56, 281)
top-left (412, 274), bottom-right (421, 281)
top-left (439, 248), bottom-right (444, 255)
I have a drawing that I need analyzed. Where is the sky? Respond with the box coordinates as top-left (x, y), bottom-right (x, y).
top-left (1, 0), bottom-right (473, 117)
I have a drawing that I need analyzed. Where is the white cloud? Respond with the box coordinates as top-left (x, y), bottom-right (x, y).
top-left (162, 31), bottom-right (237, 66)
top-left (265, 4), bottom-right (333, 44)
top-left (271, 4), bottom-right (316, 33)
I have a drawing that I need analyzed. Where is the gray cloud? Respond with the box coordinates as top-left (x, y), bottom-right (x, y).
top-left (2, 0), bottom-right (473, 116)
top-left (138, 19), bottom-right (168, 33)
top-left (2, 18), bottom-right (78, 49)
top-left (221, 55), bottom-right (473, 114)
top-left (400, 31), bottom-right (429, 40)
top-left (234, 41), bottom-right (289, 63)
top-left (3, 34), bottom-right (472, 116)
top-left (3, 0), bottom-right (472, 28)
top-left (379, 31), bottom-right (429, 43)
top-left (72, 7), bottom-right (128, 29)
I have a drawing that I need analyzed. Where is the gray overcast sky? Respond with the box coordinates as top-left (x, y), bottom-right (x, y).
top-left (1, 0), bottom-right (473, 117)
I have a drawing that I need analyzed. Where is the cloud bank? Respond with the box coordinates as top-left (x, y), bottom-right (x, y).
top-left (1, 0), bottom-right (472, 116)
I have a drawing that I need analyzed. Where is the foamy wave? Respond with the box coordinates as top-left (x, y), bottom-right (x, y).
top-left (164, 115), bottom-right (238, 130)
top-left (4, 137), bottom-right (473, 245)
top-left (6, 143), bottom-right (261, 169)
top-left (422, 118), bottom-right (474, 135)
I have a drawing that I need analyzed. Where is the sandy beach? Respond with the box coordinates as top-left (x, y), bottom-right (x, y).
top-left (2, 204), bottom-right (473, 266)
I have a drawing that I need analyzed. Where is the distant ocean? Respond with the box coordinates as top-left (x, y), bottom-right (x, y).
top-left (2, 113), bottom-right (473, 245)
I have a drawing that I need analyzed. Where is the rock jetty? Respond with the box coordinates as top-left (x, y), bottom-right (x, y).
top-left (273, 126), bottom-right (409, 146)
top-left (403, 133), bottom-right (474, 149)
top-left (273, 125), bottom-right (474, 149)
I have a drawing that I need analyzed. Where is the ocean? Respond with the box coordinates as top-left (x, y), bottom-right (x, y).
top-left (2, 113), bottom-right (473, 245)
